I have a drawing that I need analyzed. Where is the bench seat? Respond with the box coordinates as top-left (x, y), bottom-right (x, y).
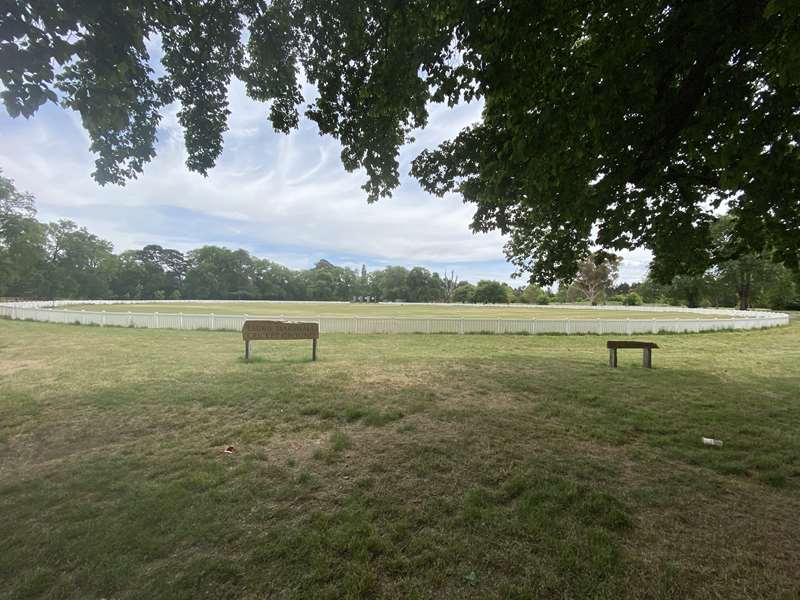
top-left (606, 340), bottom-right (659, 368)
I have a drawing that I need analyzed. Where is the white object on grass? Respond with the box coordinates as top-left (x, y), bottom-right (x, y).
top-left (702, 437), bottom-right (724, 447)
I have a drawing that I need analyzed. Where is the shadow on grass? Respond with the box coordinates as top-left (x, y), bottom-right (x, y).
top-left (441, 354), bottom-right (800, 490)
top-left (2, 332), bottom-right (799, 599)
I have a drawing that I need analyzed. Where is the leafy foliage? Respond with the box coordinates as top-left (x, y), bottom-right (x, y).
top-left (473, 280), bottom-right (510, 304)
top-left (3, 1), bottom-right (799, 282)
top-left (452, 281), bottom-right (476, 303)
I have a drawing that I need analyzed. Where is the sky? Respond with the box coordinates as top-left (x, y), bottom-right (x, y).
top-left (0, 71), bottom-right (652, 285)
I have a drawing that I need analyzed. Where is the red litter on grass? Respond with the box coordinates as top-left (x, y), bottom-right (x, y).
top-left (223, 446), bottom-right (236, 454)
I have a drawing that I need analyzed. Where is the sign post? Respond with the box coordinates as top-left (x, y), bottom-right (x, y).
top-left (242, 320), bottom-right (320, 361)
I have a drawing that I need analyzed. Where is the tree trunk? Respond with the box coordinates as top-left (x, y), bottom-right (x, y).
top-left (738, 272), bottom-right (752, 310)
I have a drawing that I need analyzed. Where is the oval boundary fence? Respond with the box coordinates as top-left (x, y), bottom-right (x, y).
top-left (0, 300), bottom-right (789, 335)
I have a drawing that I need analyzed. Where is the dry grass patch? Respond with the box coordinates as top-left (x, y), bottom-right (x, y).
top-left (0, 319), bottom-right (798, 599)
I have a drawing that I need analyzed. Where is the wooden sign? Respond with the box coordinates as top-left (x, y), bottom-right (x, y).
top-left (242, 320), bottom-right (319, 360)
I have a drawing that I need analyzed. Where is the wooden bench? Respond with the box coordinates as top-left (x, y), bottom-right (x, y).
top-left (607, 340), bottom-right (659, 368)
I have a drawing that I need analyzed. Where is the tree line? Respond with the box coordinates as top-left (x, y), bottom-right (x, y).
top-left (2, 172), bottom-right (797, 309)
top-left (0, 172), bottom-right (516, 303)
top-left (557, 235), bottom-right (800, 310)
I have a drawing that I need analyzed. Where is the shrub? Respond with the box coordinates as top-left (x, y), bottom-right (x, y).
top-left (623, 292), bottom-right (642, 306)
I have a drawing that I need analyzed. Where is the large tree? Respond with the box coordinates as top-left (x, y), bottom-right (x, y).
top-left (42, 220), bottom-right (115, 298)
top-left (473, 280), bottom-right (509, 304)
top-left (0, 170), bottom-right (45, 296)
top-left (183, 246), bottom-right (255, 299)
top-left (568, 254), bottom-right (622, 305)
top-left (406, 267), bottom-right (445, 302)
top-left (3, 1), bottom-right (799, 283)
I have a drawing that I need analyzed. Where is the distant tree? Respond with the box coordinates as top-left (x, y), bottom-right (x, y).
top-left (647, 215), bottom-right (800, 310)
top-left (452, 281), bottom-right (475, 303)
top-left (0, 171), bottom-right (47, 297)
top-left (0, 213), bottom-right (47, 297)
top-left (253, 259), bottom-right (303, 300)
top-left (611, 283), bottom-right (632, 295)
top-left (430, 273), bottom-right (447, 301)
top-left (570, 254), bottom-right (622, 305)
top-left (42, 220), bottom-right (115, 298)
top-left (359, 264), bottom-right (369, 295)
top-left (521, 284), bottom-right (550, 305)
top-left (501, 283), bottom-right (517, 303)
top-left (138, 245), bottom-right (187, 296)
top-left (301, 260), bottom-right (358, 301)
top-left (623, 292), bottom-right (643, 306)
top-left (379, 266), bottom-right (410, 301)
top-left (473, 280), bottom-right (509, 304)
top-left (709, 216), bottom-right (787, 310)
top-left (0, 170), bottom-right (35, 219)
top-left (758, 268), bottom-right (799, 310)
top-left (184, 246), bottom-right (254, 299)
top-left (441, 270), bottom-right (459, 302)
top-left (665, 274), bottom-right (712, 308)
top-left (367, 269), bottom-right (385, 300)
top-left (406, 267), bottom-right (445, 302)
top-left (110, 250), bottom-right (147, 299)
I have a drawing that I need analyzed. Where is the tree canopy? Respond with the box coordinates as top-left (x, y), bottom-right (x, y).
top-left (3, 1), bottom-right (799, 283)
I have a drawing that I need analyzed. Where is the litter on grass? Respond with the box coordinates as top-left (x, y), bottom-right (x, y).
top-left (702, 437), bottom-right (724, 447)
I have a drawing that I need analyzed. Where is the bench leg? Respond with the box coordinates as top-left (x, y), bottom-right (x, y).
top-left (609, 348), bottom-right (617, 368)
top-left (643, 348), bottom-right (652, 368)
top-left (245, 340), bottom-right (250, 360)
top-left (312, 338), bottom-right (317, 361)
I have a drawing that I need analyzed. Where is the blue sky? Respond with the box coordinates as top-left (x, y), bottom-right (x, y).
top-left (0, 74), bottom-right (652, 284)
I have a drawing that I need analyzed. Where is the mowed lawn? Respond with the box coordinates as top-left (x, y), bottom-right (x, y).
top-left (1, 319), bottom-right (799, 599)
top-left (64, 301), bottom-right (704, 320)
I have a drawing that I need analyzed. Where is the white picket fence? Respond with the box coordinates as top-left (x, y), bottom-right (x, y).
top-left (0, 299), bottom-right (789, 335)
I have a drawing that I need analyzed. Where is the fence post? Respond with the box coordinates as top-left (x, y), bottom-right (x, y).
top-left (460, 317), bottom-right (465, 335)
top-left (564, 319), bottom-right (569, 335)
top-left (154, 312), bottom-right (159, 328)
top-left (128, 311), bottom-right (132, 327)
top-left (210, 313), bottom-right (215, 330)
top-left (102, 310), bottom-right (106, 327)
top-left (427, 318), bottom-right (431, 334)
top-left (626, 318), bottom-right (631, 335)
top-left (180, 312), bottom-right (184, 329)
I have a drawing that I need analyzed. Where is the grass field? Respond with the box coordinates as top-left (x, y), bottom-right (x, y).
top-left (65, 301), bottom-right (709, 320)
top-left (1, 317), bottom-right (799, 599)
